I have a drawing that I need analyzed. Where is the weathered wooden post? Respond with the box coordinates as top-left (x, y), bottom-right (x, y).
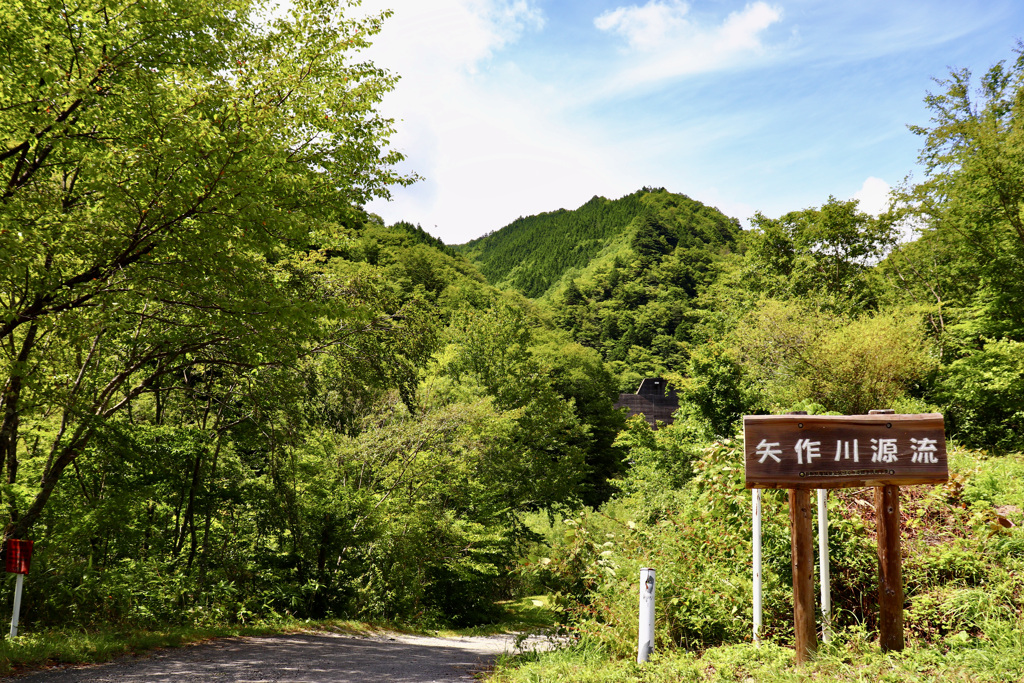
top-left (786, 411), bottom-right (817, 662)
top-left (875, 484), bottom-right (904, 651)
top-left (789, 488), bottom-right (817, 661)
top-left (869, 409), bottom-right (904, 652)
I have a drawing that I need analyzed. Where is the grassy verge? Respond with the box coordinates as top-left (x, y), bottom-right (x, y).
top-left (488, 620), bottom-right (1024, 682)
top-left (490, 448), bottom-right (1024, 681)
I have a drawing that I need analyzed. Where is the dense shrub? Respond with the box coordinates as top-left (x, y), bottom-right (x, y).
top-left (935, 340), bottom-right (1024, 453)
top-left (736, 301), bottom-right (938, 414)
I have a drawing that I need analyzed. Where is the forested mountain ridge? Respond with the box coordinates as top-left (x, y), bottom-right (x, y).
top-left (457, 188), bottom-right (743, 390)
top-left (456, 188), bottom-right (741, 299)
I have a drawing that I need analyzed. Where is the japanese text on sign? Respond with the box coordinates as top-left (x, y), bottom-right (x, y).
top-left (754, 436), bottom-right (940, 466)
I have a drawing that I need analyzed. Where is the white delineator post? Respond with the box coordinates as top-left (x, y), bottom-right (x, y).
top-left (752, 489), bottom-right (763, 646)
top-left (637, 567), bottom-right (655, 663)
top-left (817, 488), bottom-right (832, 643)
top-left (9, 574), bottom-right (24, 639)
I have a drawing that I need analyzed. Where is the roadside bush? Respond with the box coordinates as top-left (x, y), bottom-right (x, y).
top-left (612, 416), bottom-right (703, 500)
top-left (935, 339), bottom-right (1024, 453)
top-left (736, 301), bottom-right (937, 414)
top-left (538, 442), bottom-right (793, 655)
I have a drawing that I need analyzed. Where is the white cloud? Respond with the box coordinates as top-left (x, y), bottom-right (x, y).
top-left (359, 0), bottom-right (543, 75)
top-left (357, 0), bottom-right (786, 242)
top-left (594, 1), bottom-right (783, 90)
top-left (852, 176), bottom-right (892, 216)
top-left (357, 0), bottom-right (638, 243)
top-left (721, 2), bottom-right (782, 51)
top-left (594, 0), bottom-right (691, 51)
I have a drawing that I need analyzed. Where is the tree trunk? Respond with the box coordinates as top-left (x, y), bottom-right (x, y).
top-left (177, 449), bottom-right (204, 563)
top-left (0, 323), bottom-right (39, 513)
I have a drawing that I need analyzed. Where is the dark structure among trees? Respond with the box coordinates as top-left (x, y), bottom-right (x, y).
top-left (615, 378), bottom-right (679, 427)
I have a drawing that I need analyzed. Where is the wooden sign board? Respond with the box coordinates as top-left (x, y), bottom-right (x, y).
top-left (744, 413), bottom-right (947, 489)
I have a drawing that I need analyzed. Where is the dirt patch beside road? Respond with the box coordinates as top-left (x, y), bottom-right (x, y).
top-left (10, 631), bottom-right (545, 682)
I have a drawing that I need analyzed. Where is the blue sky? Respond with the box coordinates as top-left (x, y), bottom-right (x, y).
top-left (356, 0), bottom-right (1023, 244)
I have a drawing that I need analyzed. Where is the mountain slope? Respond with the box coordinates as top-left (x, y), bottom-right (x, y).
top-left (456, 188), bottom-right (740, 299)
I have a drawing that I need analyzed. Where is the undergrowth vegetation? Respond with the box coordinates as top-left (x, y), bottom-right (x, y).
top-left (497, 423), bottom-right (1024, 681)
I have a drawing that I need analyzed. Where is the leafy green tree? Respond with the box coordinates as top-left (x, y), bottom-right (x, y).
top-left (561, 280), bottom-right (586, 307)
top-left (612, 416), bottom-right (699, 499)
top-left (880, 44), bottom-right (1024, 446)
top-left (897, 44), bottom-right (1024, 340)
top-left (675, 343), bottom-right (758, 438)
top-left (877, 230), bottom-right (963, 361)
top-left (0, 0), bottom-right (409, 538)
top-left (533, 338), bottom-right (627, 507)
top-left (934, 340), bottom-right (1024, 453)
top-left (630, 213), bottom-right (675, 265)
top-left (431, 301), bottom-right (588, 511)
top-left (745, 197), bottom-right (893, 313)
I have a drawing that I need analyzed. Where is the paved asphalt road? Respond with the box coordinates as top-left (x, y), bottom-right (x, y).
top-left (9, 632), bottom-right (532, 682)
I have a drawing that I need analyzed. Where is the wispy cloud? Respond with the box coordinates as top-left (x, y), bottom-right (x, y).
top-left (594, 0), bottom-right (693, 51)
top-left (593, 1), bottom-right (783, 90)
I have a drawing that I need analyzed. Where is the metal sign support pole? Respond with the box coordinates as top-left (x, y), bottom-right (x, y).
top-left (753, 489), bottom-right (763, 646)
top-left (9, 574), bottom-right (24, 639)
top-left (817, 488), bottom-right (832, 643)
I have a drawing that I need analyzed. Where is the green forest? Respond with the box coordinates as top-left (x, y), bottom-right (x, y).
top-left (2, 0), bottom-right (1023, 680)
